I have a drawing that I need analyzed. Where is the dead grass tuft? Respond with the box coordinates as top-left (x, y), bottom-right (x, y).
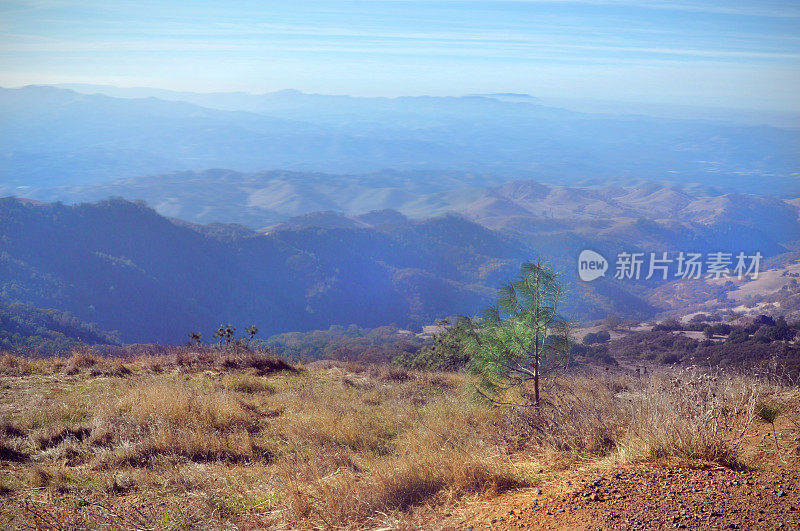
top-left (91, 378), bottom-right (270, 467)
top-left (0, 353), bottom-right (33, 376)
top-left (223, 374), bottom-right (276, 394)
top-left (0, 441), bottom-right (28, 462)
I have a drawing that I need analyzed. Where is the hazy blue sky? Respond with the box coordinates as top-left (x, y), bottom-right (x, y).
top-left (1, 0), bottom-right (799, 110)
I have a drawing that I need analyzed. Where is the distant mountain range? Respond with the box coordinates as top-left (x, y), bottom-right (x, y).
top-left (17, 168), bottom-right (800, 232)
top-left (0, 196), bottom-right (666, 344)
top-left (2, 85), bottom-right (798, 195)
top-left (1, 184), bottom-right (797, 344)
top-left (18, 169), bottom-right (501, 228)
top-left (1, 83), bottom-right (798, 346)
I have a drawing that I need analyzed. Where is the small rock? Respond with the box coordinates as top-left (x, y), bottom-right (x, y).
top-left (778, 490), bottom-right (787, 497)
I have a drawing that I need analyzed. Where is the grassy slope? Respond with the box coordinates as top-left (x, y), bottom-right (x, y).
top-left (0, 350), bottom-right (797, 529)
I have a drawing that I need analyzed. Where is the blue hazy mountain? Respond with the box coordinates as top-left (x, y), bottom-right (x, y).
top-left (0, 197), bottom-right (663, 344)
top-left (2, 190), bottom-right (797, 344)
top-left (2, 85), bottom-right (798, 196)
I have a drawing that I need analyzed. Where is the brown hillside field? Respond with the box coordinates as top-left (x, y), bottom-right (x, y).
top-left (0, 350), bottom-right (798, 529)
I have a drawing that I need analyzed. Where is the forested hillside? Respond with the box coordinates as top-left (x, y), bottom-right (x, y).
top-left (4, 190), bottom-right (798, 344)
top-left (0, 198), bottom-right (545, 343)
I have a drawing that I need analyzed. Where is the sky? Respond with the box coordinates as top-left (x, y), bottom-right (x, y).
top-left (1, 0), bottom-right (799, 111)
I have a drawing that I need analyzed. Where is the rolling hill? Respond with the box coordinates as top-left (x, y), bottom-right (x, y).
top-left (2, 85), bottom-right (798, 196)
top-left (0, 197), bottom-right (667, 344)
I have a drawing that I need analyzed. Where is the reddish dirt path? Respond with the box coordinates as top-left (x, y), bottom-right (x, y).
top-left (450, 465), bottom-right (800, 530)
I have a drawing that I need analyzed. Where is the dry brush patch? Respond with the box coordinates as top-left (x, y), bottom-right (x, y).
top-left (0, 352), bottom-right (794, 529)
top-left (0, 354), bottom-right (526, 528)
top-left (501, 368), bottom-right (774, 470)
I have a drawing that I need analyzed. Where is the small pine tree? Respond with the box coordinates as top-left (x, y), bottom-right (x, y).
top-left (465, 260), bottom-right (571, 408)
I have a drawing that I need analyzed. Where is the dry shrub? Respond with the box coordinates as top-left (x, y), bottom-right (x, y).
top-left (39, 436), bottom-right (91, 466)
top-left (621, 370), bottom-right (757, 468)
top-left (174, 347), bottom-right (296, 375)
top-left (221, 351), bottom-right (297, 375)
top-left (32, 425), bottom-right (91, 451)
top-left (0, 441), bottom-right (28, 462)
top-left (0, 353), bottom-right (32, 376)
top-left (89, 360), bottom-right (132, 377)
top-left (368, 365), bottom-right (412, 382)
top-left (223, 374), bottom-right (275, 394)
top-left (501, 370), bottom-right (760, 468)
top-left (63, 351), bottom-right (102, 374)
top-left (504, 376), bottom-right (625, 456)
top-left (24, 466), bottom-right (74, 493)
top-left (0, 420), bottom-right (25, 439)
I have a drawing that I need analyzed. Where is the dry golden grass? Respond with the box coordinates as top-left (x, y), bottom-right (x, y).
top-left (0, 353), bottom-right (523, 528)
top-left (0, 351), bottom-right (795, 529)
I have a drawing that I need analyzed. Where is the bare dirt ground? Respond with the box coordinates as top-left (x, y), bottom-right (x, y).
top-left (721, 262), bottom-right (800, 304)
top-left (461, 466), bottom-right (799, 530)
top-left (442, 396), bottom-right (800, 531)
